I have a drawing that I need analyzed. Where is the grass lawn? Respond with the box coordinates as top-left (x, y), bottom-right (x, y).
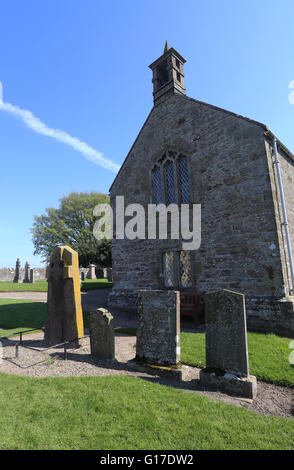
top-left (0, 300), bottom-right (293, 450)
top-left (181, 332), bottom-right (294, 388)
top-left (0, 373), bottom-right (292, 450)
top-left (81, 279), bottom-right (112, 291)
top-left (117, 327), bottom-right (294, 388)
top-left (0, 299), bottom-right (46, 337)
top-left (0, 280), bottom-right (48, 292)
top-left (0, 279), bottom-right (112, 293)
top-left (0, 300), bottom-right (293, 387)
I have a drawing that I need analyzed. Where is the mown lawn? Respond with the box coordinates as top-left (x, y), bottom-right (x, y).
top-left (0, 281), bottom-right (48, 292)
top-left (81, 279), bottom-right (112, 291)
top-left (0, 279), bottom-right (112, 293)
top-left (0, 299), bottom-right (46, 337)
top-left (181, 332), bottom-right (294, 388)
top-left (0, 373), bottom-right (292, 450)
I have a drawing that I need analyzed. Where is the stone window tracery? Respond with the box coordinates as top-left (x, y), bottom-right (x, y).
top-left (151, 151), bottom-right (190, 205)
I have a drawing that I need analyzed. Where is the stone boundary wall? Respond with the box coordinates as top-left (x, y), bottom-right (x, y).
top-left (0, 268), bottom-right (47, 282)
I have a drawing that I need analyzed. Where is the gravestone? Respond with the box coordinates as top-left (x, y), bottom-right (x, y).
top-left (87, 263), bottom-right (96, 279)
top-left (23, 262), bottom-right (30, 283)
top-left (89, 308), bottom-right (115, 360)
top-left (44, 246), bottom-right (84, 348)
top-left (106, 268), bottom-right (112, 282)
top-left (29, 268), bottom-right (34, 284)
top-left (200, 289), bottom-right (257, 398)
top-left (13, 258), bottom-right (21, 283)
top-left (136, 290), bottom-right (180, 366)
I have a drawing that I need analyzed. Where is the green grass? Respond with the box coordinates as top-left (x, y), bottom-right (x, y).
top-left (115, 327), bottom-right (294, 388)
top-left (181, 331), bottom-right (294, 388)
top-left (0, 280), bottom-right (48, 292)
top-left (0, 373), bottom-right (292, 450)
top-left (0, 300), bottom-right (293, 449)
top-left (0, 299), bottom-right (46, 337)
top-left (0, 279), bottom-right (112, 293)
top-left (81, 279), bottom-right (112, 291)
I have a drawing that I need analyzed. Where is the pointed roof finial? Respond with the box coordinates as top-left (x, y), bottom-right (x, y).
top-left (164, 40), bottom-right (169, 53)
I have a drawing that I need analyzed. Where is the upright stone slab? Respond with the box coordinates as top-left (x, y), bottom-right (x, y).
top-left (13, 258), bottom-right (21, 283)
top-left (200, 289), bottom-right (257, 398)
top-left (23, 262), bottom-right (30, 283)
top-left (87, 263), bottom-right (96, 279)
top-left (44, 246), bottom-right (84, 348)
top-left (29, 268), bottom-right (34, 283)
top-left (136, 290), bottom-right (180, 366)
top-left (89, 308), bottom-right (115, 360)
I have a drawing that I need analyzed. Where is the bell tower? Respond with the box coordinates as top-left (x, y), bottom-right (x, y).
top-left (149, 41), bottom-right (186, 104)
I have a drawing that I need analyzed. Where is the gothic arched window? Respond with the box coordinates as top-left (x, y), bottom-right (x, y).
top-left (151, 151), bottom-right (190, 205)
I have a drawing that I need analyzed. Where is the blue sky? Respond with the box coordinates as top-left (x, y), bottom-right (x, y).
top-left (0, 0), bottom-right (294, 267)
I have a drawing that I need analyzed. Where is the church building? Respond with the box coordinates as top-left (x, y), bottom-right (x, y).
top-left (109, 43), bottom-right (294, 337)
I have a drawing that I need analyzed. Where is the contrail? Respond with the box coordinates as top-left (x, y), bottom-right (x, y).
top-left (0, 81), bottom-right (120, 173)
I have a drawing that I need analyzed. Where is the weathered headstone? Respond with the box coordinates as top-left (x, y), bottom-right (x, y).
top-left (200, 289), bottom-right (257, 398)
top-left (87, 263), bottom-right (96, 279)
top-left (29, 268), bottom-right (34, 284)
top-left (23, 261), bottom-right (30, 283)
top-left (89, 308), bottom-right (115, 360)
top-left (136, 290), bottom-right (180, 366)
top-left (44, 246), bottom-right (84, 348)
top-left (13, 258), bottom-right (21, 283)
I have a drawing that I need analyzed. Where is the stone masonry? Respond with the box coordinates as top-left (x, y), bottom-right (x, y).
top-left (200, 289), bottom-right (257, 398)
top-left (109, 44), bottom-right (294, 337)
top-left (89, 308), bottom-right (115, 360)
top-left (136, 290), bottom-right (180, 365)
top-left (204, 289), bottom-right (249, 376)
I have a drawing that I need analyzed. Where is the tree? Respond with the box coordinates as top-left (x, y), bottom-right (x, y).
top-left (32, 192), bottom-right (112, 267)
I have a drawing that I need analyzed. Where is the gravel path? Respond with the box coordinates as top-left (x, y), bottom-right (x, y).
top-left (0, 331), bottom-right (292, 419)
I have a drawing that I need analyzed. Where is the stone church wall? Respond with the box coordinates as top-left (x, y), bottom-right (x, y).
top-left (109, 94), bottom-right (293, 335)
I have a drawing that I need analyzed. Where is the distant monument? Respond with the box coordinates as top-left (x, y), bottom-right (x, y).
top-left (87, 264), bottom-right (96, 280)
top-left (44, 246), bottom-right (84, 348)
top-left (13, 258), bottom-right (21, 283)
top-left (23, 262), bottom-right (30, 283)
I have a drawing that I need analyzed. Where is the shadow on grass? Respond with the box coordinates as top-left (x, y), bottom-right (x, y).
top-left (0, 302), bottom-right (46, 336)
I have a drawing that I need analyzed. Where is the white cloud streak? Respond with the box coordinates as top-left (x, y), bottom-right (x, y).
top-left (0, 82), bottom-right (120, 173)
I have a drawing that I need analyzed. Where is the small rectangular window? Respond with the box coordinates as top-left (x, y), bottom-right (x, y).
top-left (162, 251), bottom-right (193, 288)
